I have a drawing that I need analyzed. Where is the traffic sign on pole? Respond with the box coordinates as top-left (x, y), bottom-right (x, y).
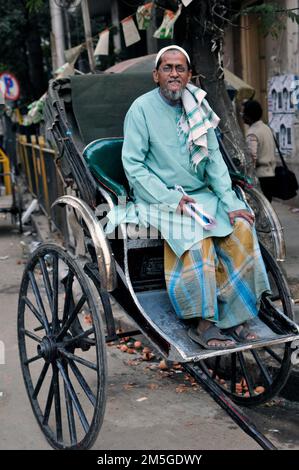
top-left (0, 72), bottom-right (20, 101)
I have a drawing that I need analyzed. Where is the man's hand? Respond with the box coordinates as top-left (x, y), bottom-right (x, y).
top-left (228, 209), bottom-right (255, 226)
top-left (176, 195), bottom-right (196, 216)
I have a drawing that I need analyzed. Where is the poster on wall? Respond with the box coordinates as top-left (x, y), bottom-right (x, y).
top-left (269, 114), bottom-right (294, 155)
top-left (268, 74), bottom-right (299, 115)
top-left (268, 74), bottom-right (299, 156)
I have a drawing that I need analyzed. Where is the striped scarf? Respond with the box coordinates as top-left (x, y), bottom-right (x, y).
top-left (178, 83), bottom-right (220, 170)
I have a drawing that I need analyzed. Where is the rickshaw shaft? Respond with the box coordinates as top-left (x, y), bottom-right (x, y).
top-left (183, 363), bottom-right (277, 450)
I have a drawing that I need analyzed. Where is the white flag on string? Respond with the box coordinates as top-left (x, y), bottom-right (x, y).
top-left (153, 5), bottom-right (182, 39)
top-left (136, 2), bottom-right (153, 30)
top-left (64, 44), bottom-right (84, 64)
top-left (54, 62), bottom-right (75, 79)
top-left (121, 16), bottom-right (141, 47)
top-left (181, 0), bottom-right (194, 6)
top-left (94, 29), bottom-right (110, 56)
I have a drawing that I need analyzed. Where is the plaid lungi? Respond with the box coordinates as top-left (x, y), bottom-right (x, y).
top-left (164, 218), bottom-right (270, 329)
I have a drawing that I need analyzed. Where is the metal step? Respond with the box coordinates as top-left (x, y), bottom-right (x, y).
top-left (136, 289), bottom-right (299, 362)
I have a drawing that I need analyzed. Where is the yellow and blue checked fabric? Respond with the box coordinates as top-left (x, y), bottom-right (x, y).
top-left (164, 218), bottom-right (271, 329)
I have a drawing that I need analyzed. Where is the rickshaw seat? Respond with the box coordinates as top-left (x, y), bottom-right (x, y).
top-left (83, 137), bottom-right (128, 202)
top-left (83, 137), bottom-right (162, 243)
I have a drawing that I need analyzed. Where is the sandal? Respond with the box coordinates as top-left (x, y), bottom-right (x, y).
top-left (223, 322), bottom-right (260, 343)
top-left (188, 323), bottom-right (236, 350)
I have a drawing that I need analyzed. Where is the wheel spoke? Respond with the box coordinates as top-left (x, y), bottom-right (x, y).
top-left (24, 329), bottom-right (42, 343)
top-left (237, 352), bottom-right (255, 397)
top-left (250, 349), bottom-right (273, 387)
top-left (23, 296), bottom-right (45, 328)
top-left (52, 254), bottom-right (59, 333)
top-left (230, 353), bottom-right (237, 394)
top-left (56, 294), bottom-right (87, 341)
top-left (39, 256), bottom-right (53, 312)
top-left (212, 356), bottom-right (220, 380)
top-left (263, 347), bottom-right (283, 364)
top-left (34, 322), bottom-right (53, 332)
top-left (33, 362), bottom-right (50, 399)
top-left (68, 359), bottom-right (96, 406)
top-left (24, 354), bottom-right (42, 365)
top-left (58, 348), bottom-right (97, 371)
top-left (64, 327), bottom-right (95, 346)
top-left (62, 271), bottom-right (74, 325)
top-left (57, 359), bottom-right (89, 433)
top-left (43, 376), bottom-right (54, 425)
top-left (63, 363), bottom-right (77, 446)
top-left (28, 271), bottom-right (50, 334)
top-left (53, 363), bottom-right (63, 443)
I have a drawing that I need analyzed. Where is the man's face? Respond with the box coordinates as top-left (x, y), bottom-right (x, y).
top-left (153, 50), bottom-right (192, 101)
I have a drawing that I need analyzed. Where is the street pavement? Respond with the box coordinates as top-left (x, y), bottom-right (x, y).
top-left (0, 198), bottom-right (298, 450)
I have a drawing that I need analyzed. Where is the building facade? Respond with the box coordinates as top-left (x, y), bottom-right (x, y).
top-left (224, 0), bottom-right (299, 170)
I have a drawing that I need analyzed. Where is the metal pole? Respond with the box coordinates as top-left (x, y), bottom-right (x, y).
top-left (49, 0), bottom-right (66, 70)
top-left (80, 0), bottom-right (96, 73)
top-left (111, 0), bottom-right (121, 53)
top-left (62, 0), bottom-right (72, 50)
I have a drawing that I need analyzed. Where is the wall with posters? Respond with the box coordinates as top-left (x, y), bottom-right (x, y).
top-left (268, 74), bottom-right (299, 158)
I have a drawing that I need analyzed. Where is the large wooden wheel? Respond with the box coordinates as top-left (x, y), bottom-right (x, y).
top-left (202, 243), bottom-right (294, 406)
top-left (18, 243), bottom-right (107, 449)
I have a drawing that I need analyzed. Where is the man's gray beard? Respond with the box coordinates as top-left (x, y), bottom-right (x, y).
top-left (160, 86), bottom-right (183, 101)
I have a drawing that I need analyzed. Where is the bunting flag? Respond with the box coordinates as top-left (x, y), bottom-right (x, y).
top-left (153, 5), bottom-right (182, 39)
top-left (54, 62), bottom-right (75, 79)
top-left (136, 2), bottom-right (153, 30)
top-left (54, 1), bottom-right (191, 68)
top-left (121, 16), bottom-right (141, 47)
top-left (94, 29), bottom-right (110, 56)
top-left (64, 44), bottom-right (84, 64)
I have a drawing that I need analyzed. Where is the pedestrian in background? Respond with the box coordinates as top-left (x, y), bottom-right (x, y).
top-left (242, 100), bottom-right (276, 202)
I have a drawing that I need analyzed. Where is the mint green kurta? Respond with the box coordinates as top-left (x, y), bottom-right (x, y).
top-left (106, 88), bottom-right (246, 257)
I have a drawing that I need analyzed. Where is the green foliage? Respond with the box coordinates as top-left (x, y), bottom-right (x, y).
top-left (26, 0), bottom-right (44, 14)
top-left (237, 2), bottom-right (299, 38)
top-left (0, 0), bottom-right (51, 103)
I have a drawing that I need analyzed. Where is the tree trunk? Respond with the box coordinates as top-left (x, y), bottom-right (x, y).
top-left (176, 0), bottom-right (253, 175)
top-left (25, 13), bottom-right (48, 99)
top-left (192, 36), bottom-right (249, 172)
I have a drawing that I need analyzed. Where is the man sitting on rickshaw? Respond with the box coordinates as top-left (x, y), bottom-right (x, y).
top-left (106, 46), bottom-right (271, 350)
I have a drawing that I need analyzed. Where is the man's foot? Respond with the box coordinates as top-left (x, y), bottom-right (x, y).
top-left (235, 324), bottom-right (258, 341)
top-left (223, 322), bottom-right (259, 343)
top-left (188, 319), bottom-right (236, 350)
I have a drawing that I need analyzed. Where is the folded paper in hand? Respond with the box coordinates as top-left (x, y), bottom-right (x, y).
top-left (175, 185), bottom-right (217, 230)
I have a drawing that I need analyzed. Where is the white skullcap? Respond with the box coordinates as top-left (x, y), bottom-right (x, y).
top-left (155, 45), bottom-right (191, 68)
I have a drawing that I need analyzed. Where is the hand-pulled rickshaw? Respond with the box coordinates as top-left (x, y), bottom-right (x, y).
top-left (17, 72), bottom-right (299, 450)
